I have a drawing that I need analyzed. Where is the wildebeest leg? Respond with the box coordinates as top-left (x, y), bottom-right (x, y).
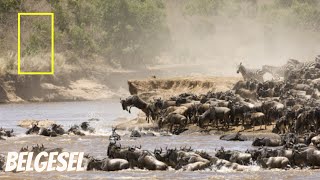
top-left (169, 124), bottom-right (173, 133)
top-left (128, 106), bottom-right (132, 113)
top-left (242, 116), bottom-right (246, 130)
top-left (197, 118), bottom-right (202, 128)
top-left (252, 119), bottom-right (255, 131)
top-left (264, 119), bottom-right (267, 130)
top-left (216, 119), bottom-right (219, 130)
top-left (259, 118), bottom-right (262, 130)
top-left (281, 123), bottom-right (285, 134)
top-left (224, 115), bottom-right (229, 130)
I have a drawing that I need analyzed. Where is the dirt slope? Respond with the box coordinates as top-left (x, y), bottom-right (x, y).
top-left (128, 76), bottom-right (240, 100)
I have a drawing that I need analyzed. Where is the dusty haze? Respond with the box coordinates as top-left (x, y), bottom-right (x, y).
top-left (159, 0), bottom-right (320, 77)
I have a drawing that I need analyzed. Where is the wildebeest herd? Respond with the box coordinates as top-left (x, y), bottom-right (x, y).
top-left (25, 121), bottom-right (95, 137)
top-left (120, 55), bottom-right (320, 135)
top-left (2, 56), bottom-right (320, 172)
top-left (113, 55), bottom-right (320, 170)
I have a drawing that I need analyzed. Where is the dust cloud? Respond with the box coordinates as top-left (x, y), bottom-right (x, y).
top-left (160, 0), bottom-right (320, 77)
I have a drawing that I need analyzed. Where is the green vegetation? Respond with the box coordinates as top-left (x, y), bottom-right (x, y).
top-left (0, 0), bottom-right (170, 68)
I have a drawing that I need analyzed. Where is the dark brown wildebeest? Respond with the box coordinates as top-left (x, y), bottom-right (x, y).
top-left (197, 106), bottom-right (231, 130)
top-left (158, 113), bottom-right (187, 133)
top-left (120, 95), bottom-right (156, 123)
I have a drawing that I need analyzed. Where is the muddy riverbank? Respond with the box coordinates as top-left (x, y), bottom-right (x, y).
top-left (128, 76), bottom-right (240, 101)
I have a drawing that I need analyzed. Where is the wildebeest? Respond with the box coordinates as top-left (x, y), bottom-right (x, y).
top-left (26, 124), bottom-right (65, 137)
top-left (80, 122), bottom-right (95, 133)
top-left (137, 151), bottom-right (168, 170)
top-left (0, 127), bottom-right (14, 138)
top-left (197, 106), bottom-right (231, 130)
top-left (311, 135), bottom-right (320, 148)
top-left (26, 124), bottom-right (41, 135)
top-left (51, 124), bottom-right (65, 135)
top-left (159, 113), bottom-right (187, 133)
top-left (68, 125), bottom-right (85, 136)
top-left (215, 147), bottom-right (251, 165)
top-left (235, 88), bottom-right (257, 100)
top-left (120, 95), bottom-right (156, 123)
top-left (86, 157), bottom-right (129, 171)
top-left (109, 127), bottom-right (121, 141)
top-left (219, 132), bottom-right (248, 141)
top-left (252, 137), bottom-right (281, 147)
top-left (0, 154), bottom-right (4, 170)
top-left (258, 157), bottom-right (289, 169)
top-left (272, 116), bottom-right (289, 134)
top-left (243, 112), bottom-right (266, 131)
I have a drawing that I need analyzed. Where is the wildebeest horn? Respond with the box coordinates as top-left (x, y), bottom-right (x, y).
top-left (160, 147), bottom-right (162, 153)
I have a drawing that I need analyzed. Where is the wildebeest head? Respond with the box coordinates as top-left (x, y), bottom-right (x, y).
top-left (31, 144), bottom-right (46, 155)
top-left (246, 149), bottom-right (262, 161)
top-left (154, 147), bottom-right (162, 155)
top-left (80, 122), bottom-right (90, 131)
top-left (51, 124), bottom-right (65, 134)
top-left (158, 114), bottom-right (167, 129)
top-left (154, 98), bottom-right (163, 109)
top-left (27, 124), bottom-right (40, 134)
top-left (252, 137), bottom-right (265, 146)
top-left (272, 126), bottom-right (280, 134)
top-left (256, 157), bottom-right (268, 168)
top-left (165, 148), bottom-right (179, 166)
top-left (120, 98), bottom-right (128, 111)
top-left (272, 117), bottom-right (287, 134)
top-left (51, 123), bottom-right (59, 129)
top-left (179, 146), bottom-right (193, 152)
top-left (1, 128), bottom-right (14, 137)
top-left (215, 147), bottom-right (230, 160)
top-left (87, 158), bottom-right (103, 171)
top-left (20, 146), bottom-right (29, 152)
top-left (237, 62), bottom-right (243, 74)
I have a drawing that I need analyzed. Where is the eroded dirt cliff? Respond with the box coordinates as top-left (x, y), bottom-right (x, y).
top-left (128, 76), bottom-right (240, 101)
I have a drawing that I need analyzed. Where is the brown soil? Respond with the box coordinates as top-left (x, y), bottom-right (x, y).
top-left (128, 76), bottom-right (240, 101)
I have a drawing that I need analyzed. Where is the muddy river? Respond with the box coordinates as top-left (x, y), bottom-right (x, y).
top-left (0, 100), bottom-right (319, 179)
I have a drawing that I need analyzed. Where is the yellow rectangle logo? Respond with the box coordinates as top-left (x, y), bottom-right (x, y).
top-left (18, 12), bottom-right (54, 75)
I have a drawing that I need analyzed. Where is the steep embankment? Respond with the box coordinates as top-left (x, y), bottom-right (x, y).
top-left (128, 76), bottom-right (240, 100)
top-left (0, 73), bottom-right (122, 103)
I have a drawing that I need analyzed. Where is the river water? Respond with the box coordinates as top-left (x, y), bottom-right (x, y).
top-left (0, 100), bottom-right (319, 179)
